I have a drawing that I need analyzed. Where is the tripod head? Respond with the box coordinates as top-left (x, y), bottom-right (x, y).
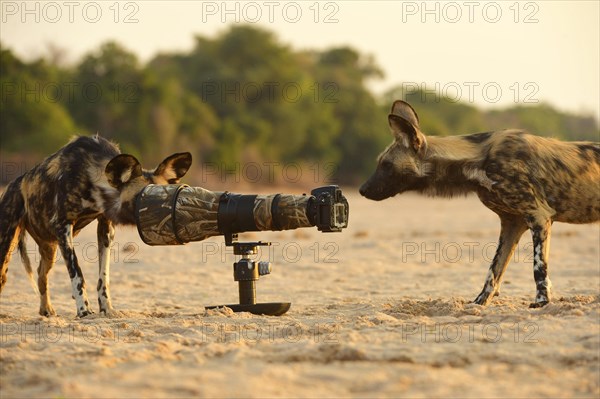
top-left (205, 233), bottom-right (290, 316)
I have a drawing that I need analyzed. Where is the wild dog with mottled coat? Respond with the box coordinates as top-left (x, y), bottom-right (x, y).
top-left (360, 100), bottom-right (600, 307)
top-left (0, 136), bottom-right (191, 317)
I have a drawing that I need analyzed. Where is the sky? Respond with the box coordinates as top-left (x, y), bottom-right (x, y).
top-left (1, 0), bottom-right (599, 121)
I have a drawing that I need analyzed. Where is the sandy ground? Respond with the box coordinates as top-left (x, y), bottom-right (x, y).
top-left (1, 192), bottom-right (599, 398)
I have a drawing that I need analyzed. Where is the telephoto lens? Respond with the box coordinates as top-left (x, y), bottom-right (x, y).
top-left (134, 184), bottom-right (349, 246)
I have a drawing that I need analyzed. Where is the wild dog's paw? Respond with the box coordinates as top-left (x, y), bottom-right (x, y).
top-left (77, 308), bottom-right (95, 318)
top-left (529, 301), bottom-right (549, 308)
top-left (39, 306), bottom-right (57, 317)
top-left (98, 298), bottom-right (114, 315)
top-left (472, 297), bottom-right (487, 306)
top-left (473, 292), bottom-right (494, 306)
top-left (529, 292), bottom-right (551, 308)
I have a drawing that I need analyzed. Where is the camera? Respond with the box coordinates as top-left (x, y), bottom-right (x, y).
top-left (308, 185), bottom-right (349, 233)
top-left (135, 184), bottom-right (349, 245)
top-left (134, 184), bottom-right (349, 316)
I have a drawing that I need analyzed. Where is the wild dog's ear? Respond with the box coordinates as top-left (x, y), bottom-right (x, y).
top-left (389, 100), bottom-right (426, 153)
top-left (106, 154), bottom-right (143, 188)
top-left (390, 100), bottom-right (420, 128)
top-left (154, 152), bottom-right (192, 184)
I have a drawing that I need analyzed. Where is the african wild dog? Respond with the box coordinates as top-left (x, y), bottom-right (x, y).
top-left (0, 135), bottom-right (191, 317)
top-left (360, 100), bottom-right (600, 307)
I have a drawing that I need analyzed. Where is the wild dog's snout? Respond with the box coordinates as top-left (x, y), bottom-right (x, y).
top-left (358, 182), bottom-right (368, 197)
top-left (359, 173), bottom-right (391, 201)
top-left (359, 178), bottom-right (380, 200)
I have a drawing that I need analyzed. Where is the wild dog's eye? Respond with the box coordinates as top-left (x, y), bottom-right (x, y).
top-left (381, 160), bottom-right (393, 170)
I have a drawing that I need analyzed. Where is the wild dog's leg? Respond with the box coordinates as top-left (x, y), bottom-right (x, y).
top-left (97, 216), bottom-right (115, 314)
top-left (38, 242), bottom-right (58, 316)
top-left (57, 223), bottom-right (93, 317)
top-left (474, 215), bottom-right (527, 306)
top-left (527, 218), bottom-right (553, 308)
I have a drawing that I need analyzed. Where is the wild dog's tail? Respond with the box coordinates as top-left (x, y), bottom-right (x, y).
top-left (18, 228), bottom-right (39, 295)
top-left (0, 176), bottom-right (38, 295)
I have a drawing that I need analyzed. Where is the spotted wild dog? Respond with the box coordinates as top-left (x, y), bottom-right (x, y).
top-left (0, 135), bottom-right (191, 317)
top-left (360, 100), bottom-right (600, 308)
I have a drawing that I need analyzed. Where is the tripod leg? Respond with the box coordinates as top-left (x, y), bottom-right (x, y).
top-left (238, 280), bottom-right (256, 305)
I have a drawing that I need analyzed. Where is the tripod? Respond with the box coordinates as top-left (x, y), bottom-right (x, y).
top-left (205, 233), bottom-right (291, 316)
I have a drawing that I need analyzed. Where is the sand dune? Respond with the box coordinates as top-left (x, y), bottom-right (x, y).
top-left (1, 193), bottom-right (599, 398)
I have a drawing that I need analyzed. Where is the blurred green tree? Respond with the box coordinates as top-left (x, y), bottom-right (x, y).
top-left (66, 41), bottom-right (146, 155)
top-left (314, 48), bottom-right (387, 182)
top-left (0, 47), bottom-right (76, 154)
